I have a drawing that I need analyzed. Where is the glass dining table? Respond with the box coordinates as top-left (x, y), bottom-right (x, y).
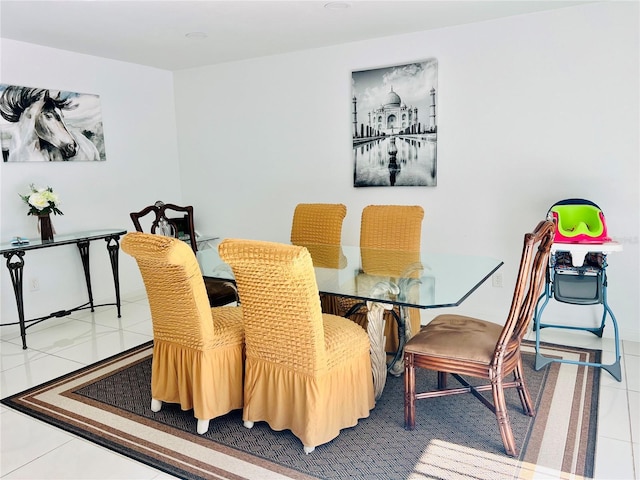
top-left (197, 241), bottom-right (503, 398)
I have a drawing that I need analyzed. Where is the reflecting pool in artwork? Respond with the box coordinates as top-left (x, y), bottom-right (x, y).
top-left (353, 134), bottom-right (436, 187)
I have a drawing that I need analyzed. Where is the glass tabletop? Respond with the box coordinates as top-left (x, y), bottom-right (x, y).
top-left (197, 241), bottom-right (503, 309)
top-left (0, 229), bottom-right (128, 253)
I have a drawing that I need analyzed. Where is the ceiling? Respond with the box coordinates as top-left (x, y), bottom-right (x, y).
top-left (0, 0), bottom-right (594, 71)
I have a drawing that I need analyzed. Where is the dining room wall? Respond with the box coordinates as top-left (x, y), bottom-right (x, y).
top-left (0, 2), bottom-right (637, 342)
top-left (0, 39), bottom-right (182, 324)
top-left (173, 1), bottom-right (639, 340)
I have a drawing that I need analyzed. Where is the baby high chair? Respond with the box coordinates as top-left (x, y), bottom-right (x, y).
top-left (533, 198), bottom-right (622, 381)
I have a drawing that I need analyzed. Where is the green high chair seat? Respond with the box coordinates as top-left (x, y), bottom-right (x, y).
top-left (549, 199), bottom-right (610, 243)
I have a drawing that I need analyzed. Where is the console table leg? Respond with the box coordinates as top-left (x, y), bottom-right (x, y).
top-left (105, 236), bottom-right (122, 318)
top-left (4, 251), bottom-right (28, 349)
top-left (77, 241), bottom-right (95, 312)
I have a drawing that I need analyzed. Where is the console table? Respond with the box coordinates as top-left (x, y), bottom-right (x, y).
top-left (0, 229), bottom-right (126, 349)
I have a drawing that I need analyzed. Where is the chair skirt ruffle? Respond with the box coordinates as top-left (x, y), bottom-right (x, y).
top-left (243, 349), bottom-right (375, 448)
top-left (151, 340), bottom-right (244, 420)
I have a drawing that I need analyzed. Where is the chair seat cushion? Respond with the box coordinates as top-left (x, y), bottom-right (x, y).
top-left (404, 314), bottom-right (503, 364)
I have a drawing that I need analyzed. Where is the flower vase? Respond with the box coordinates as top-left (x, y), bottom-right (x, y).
top-left (38, 214), bottom-right (54, 242)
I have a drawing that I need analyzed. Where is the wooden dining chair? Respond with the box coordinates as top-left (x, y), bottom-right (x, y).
top-left (121, 232), bottom-right (244, 435)
top-left (403, 220), bottom-right (555, 457)
top-left (290, 203), bottom-right (347, 314)
top-left (130, 201), bottom-right (198, 251)
top-left (218, 238), bottom-right (374, 454)
top-left (337, 204), bottom-right (424, 371)
top-left (129, 201), bottom-right (238, 307)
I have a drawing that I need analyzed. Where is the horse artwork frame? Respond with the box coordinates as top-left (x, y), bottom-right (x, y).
top-left (0, 84), bottom-right (106, 162)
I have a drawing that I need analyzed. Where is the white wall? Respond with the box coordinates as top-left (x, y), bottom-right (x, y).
top-left (0, 40), bottom-right (181, 324)
top-left (174, 2), bottom-right (639, 340)
top-left (1, 2), bottom-right (637, 342)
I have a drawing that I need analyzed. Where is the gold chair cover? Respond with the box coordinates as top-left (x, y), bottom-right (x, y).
top-left (339, 205), bottom-right (424, 353)
top-left (219, 238), bottom-right (374, 450)
top-left (291, 203), bottom-right (348, 315)
top-left (121, 232), bottom-right (244, 423)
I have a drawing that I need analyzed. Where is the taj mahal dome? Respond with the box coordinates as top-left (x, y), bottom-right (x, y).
top-left (352, 86), bottom-right (436, 138)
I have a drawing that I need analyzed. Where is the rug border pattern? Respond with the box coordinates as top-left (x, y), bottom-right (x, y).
top-left (1, 340), bottom-right (600, 480)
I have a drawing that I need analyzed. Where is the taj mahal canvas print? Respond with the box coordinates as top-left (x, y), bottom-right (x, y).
top-left (351, 59), bottom-right (437, 187)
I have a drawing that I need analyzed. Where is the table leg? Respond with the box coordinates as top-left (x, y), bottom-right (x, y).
top-left (105, 235), bottom-right (122, 318)
top-left (3, 251), bottom-right (27, 349)
top-left (365, 281), bottom-right (400, 400)
top-left (76, 240), bottom-right (95, 312)
top-left (366, 300), bottom-right (394, 400)
top-left (389, 272), bottom-right (422, 376)
top-left (387, 306), bottom-right (410, 376)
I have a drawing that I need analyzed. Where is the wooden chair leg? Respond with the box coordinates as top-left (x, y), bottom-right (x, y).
top-left (514, 357), bottom-right (535, 416)
top-left (437, 371), bottom-right (447, 389)
top-left (404, 352), bottom-right (416, 430)
top-left (492, 379), bottom-right (517, 457)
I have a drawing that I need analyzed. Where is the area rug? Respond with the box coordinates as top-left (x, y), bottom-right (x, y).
top-left (1, 341), bottom-right (600, 480)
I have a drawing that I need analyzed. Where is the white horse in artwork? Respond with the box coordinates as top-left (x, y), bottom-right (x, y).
top-left (0, 86), bottom-right (100, 162)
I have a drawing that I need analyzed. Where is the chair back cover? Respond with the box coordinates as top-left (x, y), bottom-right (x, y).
top-left (360, 204), bottom-right (424, 250)
top-left (219, 239), bottom-right (327, 374)
top-left (359, 205), bottom-right (423, 275)
top-left (290, 203), bottom-right (346, 245)
top-left (291, 203), bottom-right (347, 269)
top-left (121, 232), bottom-right (215, 346)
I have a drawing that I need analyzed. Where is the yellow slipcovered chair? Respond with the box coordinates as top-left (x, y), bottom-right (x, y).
top-left (218, 238), bottom-right (374, 454)
top-left (290, 203), bottom-right (347, 313)
top-left (121, 232), bottom-right (244, 435)
top-left (337, 205), bottom-right (424, 368)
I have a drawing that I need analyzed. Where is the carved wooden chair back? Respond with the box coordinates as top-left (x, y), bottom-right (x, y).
top-left (130, 201), bottom-right (197, 252)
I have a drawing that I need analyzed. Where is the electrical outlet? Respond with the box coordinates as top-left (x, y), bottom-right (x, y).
top-left (492, 272), bottom-right (503, 288)
top-left (29, 278), bottom-right (40, 291)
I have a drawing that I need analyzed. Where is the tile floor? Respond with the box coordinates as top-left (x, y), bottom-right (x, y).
top-left (1, 293), bottom-right (638, 479)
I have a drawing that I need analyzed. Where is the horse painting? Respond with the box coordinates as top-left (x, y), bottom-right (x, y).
top-left (0, 85), bottom-right (104, 162)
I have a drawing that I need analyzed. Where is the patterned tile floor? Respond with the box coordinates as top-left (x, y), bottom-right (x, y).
top-left (1, 293), bottom-right (638, 479)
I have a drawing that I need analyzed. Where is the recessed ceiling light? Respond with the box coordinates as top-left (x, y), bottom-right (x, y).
top-left (324, 2), bottom-right (351, 10)
top-left (185, 32), bottom-right (208, 40)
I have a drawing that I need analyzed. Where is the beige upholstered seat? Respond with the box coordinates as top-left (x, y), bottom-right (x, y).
top-left (290, 203), bottom-right (347, 313)
top-left (130, 201), bottom-right (238, 307)
top-left (218, 238), bottom-right (374, 454)
top-left (403, 220), bottom-right (555, 457)
top-left (121, 232), bottom-right (244, 435)
top-left (337, 204), bottom-right (424, 362)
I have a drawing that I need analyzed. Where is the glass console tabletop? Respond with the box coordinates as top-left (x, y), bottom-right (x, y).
top-left (1, 229), bottom-right (127, 252)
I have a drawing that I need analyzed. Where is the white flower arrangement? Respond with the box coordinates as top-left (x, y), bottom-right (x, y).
top-left (20, 184), bottom-right (63, 216)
